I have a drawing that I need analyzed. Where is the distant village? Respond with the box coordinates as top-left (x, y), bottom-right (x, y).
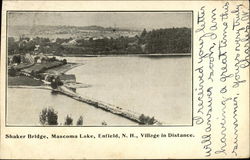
top-left (8, 25), bottom-right (191, 56)
top-left (9, 25), bottom-right (140, 42)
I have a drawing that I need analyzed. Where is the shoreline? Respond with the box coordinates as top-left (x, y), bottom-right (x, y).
top-left (45, 63), bottom-right (83, 75)
top-left (8, 85), bottom-right (52, 90)
top-left (60, 53), bottom-right (191, 58)
top-left (60, 63), bottom-right (83, 74)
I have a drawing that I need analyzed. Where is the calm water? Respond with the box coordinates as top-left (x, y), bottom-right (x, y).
top-left (7, 56), bottom-right (191, 126)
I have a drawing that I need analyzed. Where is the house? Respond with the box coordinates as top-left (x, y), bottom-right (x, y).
top-left (34, 45), bottom-right (40, 51)
top-left (24, 53), bottom-right (34, 64)
top-left (35, 53), bottom-right (48, 63)
top-left (59, 74), bottom-right (76, 83)
top-left (62, 39), bottom-right (78, 46)
top-left (37, 59), bottom-right (42, 63)
top-left (68, 39), bottom-right (78, 45)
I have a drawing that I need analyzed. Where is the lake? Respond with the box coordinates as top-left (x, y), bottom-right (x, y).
top-left (7, 56), bottom-right (192, 126)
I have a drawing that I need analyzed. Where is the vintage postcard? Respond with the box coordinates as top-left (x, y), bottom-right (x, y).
top-left (6, 11), bottom-right (192, 127)
top-left (0, 0), bottom-right (249, 159)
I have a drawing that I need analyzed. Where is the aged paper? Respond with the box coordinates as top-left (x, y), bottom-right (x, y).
top-left (0, 0), bottom-right (249, 159)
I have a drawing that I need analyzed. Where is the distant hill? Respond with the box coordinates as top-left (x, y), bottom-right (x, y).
top-left (8, 25), bottom-right (140, 38)
top-left (78, 25), bottom-right (106, 30)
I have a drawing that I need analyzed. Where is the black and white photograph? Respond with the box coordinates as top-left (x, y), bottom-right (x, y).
top-left (1, 0), bottom-right (249, 159)
top-left (6, 11), bottom-right (192, 126)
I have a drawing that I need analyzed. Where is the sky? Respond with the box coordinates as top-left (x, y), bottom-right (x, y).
top-left (8, 12), bottom-right (192, 30)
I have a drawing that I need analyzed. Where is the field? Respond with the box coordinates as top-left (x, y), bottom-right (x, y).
top-left (22, 61), bottom-right (63, 73)
top-left (8, 76), bottom-right (43, 86)
top-left (13, 63), bottom-right (34, 70)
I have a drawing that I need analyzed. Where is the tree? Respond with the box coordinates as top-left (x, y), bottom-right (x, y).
top-left (139, 114), bottom-right (155, 125)
top-left (76, 116), bottom-right (83, 126)
top-left (62, 59), bottom-right (67, 64)
top-left (50, 76), bottom-right (63, 89)
top-left (8, 37), bottom-right (18, 55)
top-left (55, 76), bottom-right (63, 86)
top-left (144, 28), bottom-right (191, 54)
top-left (139, 114), bottom-right (145, 123)
top-left (102, 121), bottom-right (107, 126)
top-left (51, 57), bottom-right (56, 62)
top-left (8, 67), bottom-right (17, 77)
top-left (34, 56), bottom-right (40, 63)
top-left (64, 115), bottom-right (73, 125)
top-left (148, 117), bottom-right (155, 125)
top-left (30, 70), bottom-right (37, 77)
top-left (51, 78), bottom-right (58, 89)
top-left (39, 67), bottom-right (47, 73)
top-left (39, 107), bottom-right (58, 125)
top-left (139, 29), bottom-right (147, 45)
top-left (12, 55), bottom-right (21, 64)
top-left (41, 57), bottom-right (47, 63)
top-left (141, 28), bottom-right (147, 38)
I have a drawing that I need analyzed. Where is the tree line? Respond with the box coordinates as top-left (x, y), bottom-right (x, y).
top-left (39, 107), bottom-right (106, 126)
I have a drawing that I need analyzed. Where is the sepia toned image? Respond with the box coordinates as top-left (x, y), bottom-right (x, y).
top-left (1, 0), bottom-right (249, 159)
top-left (6, 11), bottom-right (192, 126)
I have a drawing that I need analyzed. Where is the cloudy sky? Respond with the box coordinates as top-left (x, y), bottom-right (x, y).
top-left (8, 12), bottom-right (192, 30)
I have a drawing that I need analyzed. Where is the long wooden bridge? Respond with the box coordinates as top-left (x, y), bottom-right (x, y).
top-left (57, 86), bottom-right (163, 125)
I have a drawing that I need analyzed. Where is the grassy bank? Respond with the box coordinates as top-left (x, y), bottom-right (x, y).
top-left (8, 76), bottom-right (43, 86)
top-left (22, 61), bottom-right (63, 73)
top-left (8, 62), bottom-right (82, 86)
